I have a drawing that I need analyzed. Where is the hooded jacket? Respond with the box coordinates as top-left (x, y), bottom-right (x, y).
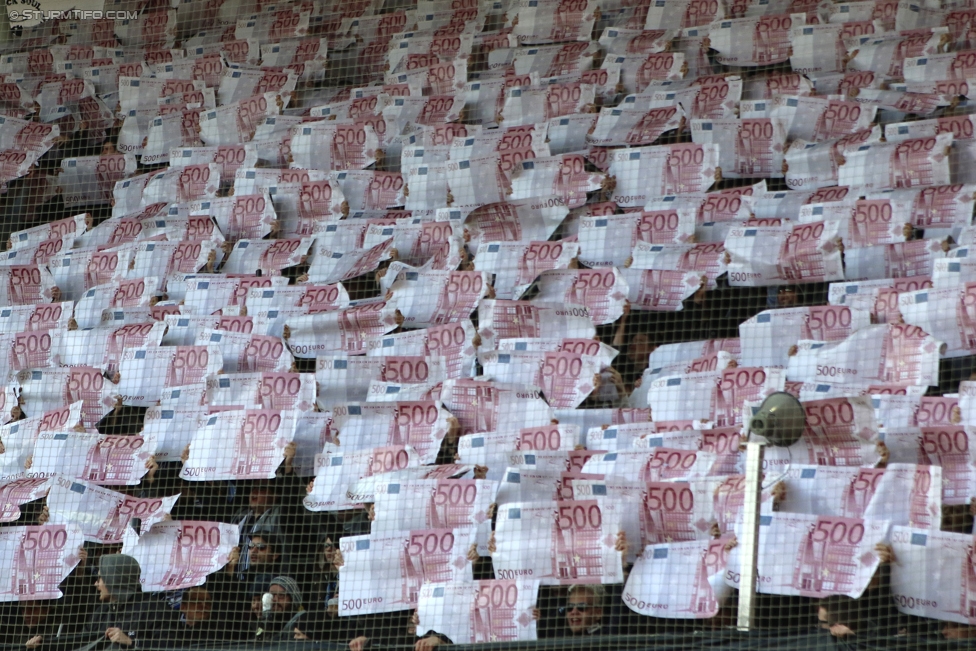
top-left (252, 576), bottom-right (305, 640)
top-left (84, 555), bottom-right (179, 649)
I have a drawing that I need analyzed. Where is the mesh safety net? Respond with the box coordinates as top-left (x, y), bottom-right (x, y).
top-left (0, 0), bottom-right (974, 649)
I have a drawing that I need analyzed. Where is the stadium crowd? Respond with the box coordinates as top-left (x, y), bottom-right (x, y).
top-left (4, 0), bottom-right (976, 645)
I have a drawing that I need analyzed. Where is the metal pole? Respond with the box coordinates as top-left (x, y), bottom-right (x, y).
top-left (736, 440), bottom-right (765, 631)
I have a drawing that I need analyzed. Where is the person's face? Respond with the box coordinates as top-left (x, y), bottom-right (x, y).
top-left (943, 624), bottom-right (976, 639)
top-left (564, 592), bottom-right (601, 634)
top-left (94, 575), bottom-right (112, 602)
top-left (249, 487), bottom-right (273, 513)
top-left (250, 595), bottom-right (263, 618)
top-left (778, 287), bottom-right (798, 307)
top-left (248, 537), bottom-right (277, 566)
top-left (20, 604), bottom-right (50, 628)
top-left (181, 592), bottom-right (212, 626)
top-left (269, 585), bottom-right (292, 613)
top-left (626, 333), bottom-right (655, 370)
top-left (321, 538), bottom-right (336, 568)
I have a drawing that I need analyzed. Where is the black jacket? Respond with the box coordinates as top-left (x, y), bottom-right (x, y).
top-left (84, 595), bottom-right (179, 649)
top-left (251, 609), bottom-right (307, 641)
top-left (0, 617), bottom-right (63, 647)
top-left (297, 610), bottom-right (416, 647)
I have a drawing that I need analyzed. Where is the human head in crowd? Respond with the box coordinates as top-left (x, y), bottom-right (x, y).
top-left (317, 535), bottom-right (339, 573)
top-left (253, 576), bottom-right (305, 641)
top-left (249, 590), bottom-right (265, 620)
top-left (611, 306), bottom-right (657, 391)
top-left (16, 599), bottom-right (58, 649)
top-left (176, 584), bottom-right (248, 644)
top-left (348, 610), bottom-right (440, 651)
top-left (768, 286), bottom-right (798, 308)
top-left (561, 585), bottom-right (606, 636)
top-left (95, 553), bottom-right (141, 604)
top-left (248, 480), bottom-right (279, 515)
top-left (249, 533), bottom-right (281, 568)
top-left (19, 600), bottom-right (54, 630)
top-left (818, 595), bottom-right (861, 638)
top-left (268, 576), bottom-right (302, 614)
top-left (778, 286), bottom-right (798, 307)
top-left (87, 554), bottom-right (178, 646)
top-left (942, 623), bottom-right (976, 639)
top-left (180, 587), bottom-right (212, 628)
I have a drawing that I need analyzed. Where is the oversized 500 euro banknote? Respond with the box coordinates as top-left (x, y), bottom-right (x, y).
top-left (458, 197), bottom-right (567, 253)
top-left (338, 528), bottom-right (476, 615)
top-left (623, 536), bottom-right (735, 618)
top-left (118, 345), bottom-right (222, 407)
top-left (180, 409), bottom-right (298, 481)
top-left (573, 477), bottom-right (724, 554)
top-left (884, 426), bottom-right (976, 505)
top-left (691, 118), bottom-right (787, 179)
top-left (389, 270), bottom-right (490, 328)
top-left (31, 430), bottom-right (157, 486)
top-left (478, 300), bottom-right (594, 351)
top-left (46, 475), bottom-right (178, 543)
top-left (582, 448), bottom-right (720, 482)
top-left (479, 350), bottom-right (600, 408)
top-left (898, 284), bottom-right (976, 358)
top-left (725, 512), bottom-right (889, 598)
top-left (122, 520), bottom-right (238, 591)
top-left (205, 372), bottom-right (316, 412)
top-left (317, 356), bottom-right (448, 406)
top-left (328, 400), bottom-right (453, 463)
top-left (438, 379), bottom-right (552, 436)
top-left (195, 330), bottom-right (294, 373)
top-left (607, 143), bottom-right (720, 207)
top-left (889, 526), bottom-right (976, 625)
top-left (725, 220), bottom-right (844, 286)
top-left (779, 463), bottom-right (941, 530)
top-left (285, 300), bottom-right (401, 358)
top-left (16, 367), bottom-right (115, 430)
top-left (303, 444), bottom-right (420, 511)
top-left (786, 323), bottom-right (944, 387)
top-left (457, 424), bottom-right (579, 479)
top-left (493, 499), bottom-right (623, 584)
top-left (839, 133), bottom-right (953, 191)
top-left (0, 475), bottom-right (50, 522)
top-left (578, 209), bottom-right (696, 268)
top-left (738, 306), bottom-right (872, 367)
top-left (532, 269), bottom-right (628, 326)
top-left (784, 127), bottom-right (883, 191)
top-left (0, 524), bottom-right (83, 601)
top-left (370, 477), bottom-right (496, 531)
top-left (365, 320), bottom-right (477, 379)
top-left (417, 579), bottom-right (540, 644)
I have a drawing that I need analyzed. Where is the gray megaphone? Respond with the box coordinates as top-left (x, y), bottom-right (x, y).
top-left (748, 391), bottom-right (806, 447)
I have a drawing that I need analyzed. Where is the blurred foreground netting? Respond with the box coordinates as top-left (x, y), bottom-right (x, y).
top-left (4, 0), bottom-right (976, 649)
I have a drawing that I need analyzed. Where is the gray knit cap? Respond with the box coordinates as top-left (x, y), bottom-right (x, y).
top-left (269, 575), bottom-right (303, 609)
top-left (99, 554), bottom-right (143, 603)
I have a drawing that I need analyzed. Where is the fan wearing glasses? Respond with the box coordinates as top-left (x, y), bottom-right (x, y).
top-left (560, 586), bottom-right (608, 637)
top-left (225, 533), bottom-right (283, 598)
